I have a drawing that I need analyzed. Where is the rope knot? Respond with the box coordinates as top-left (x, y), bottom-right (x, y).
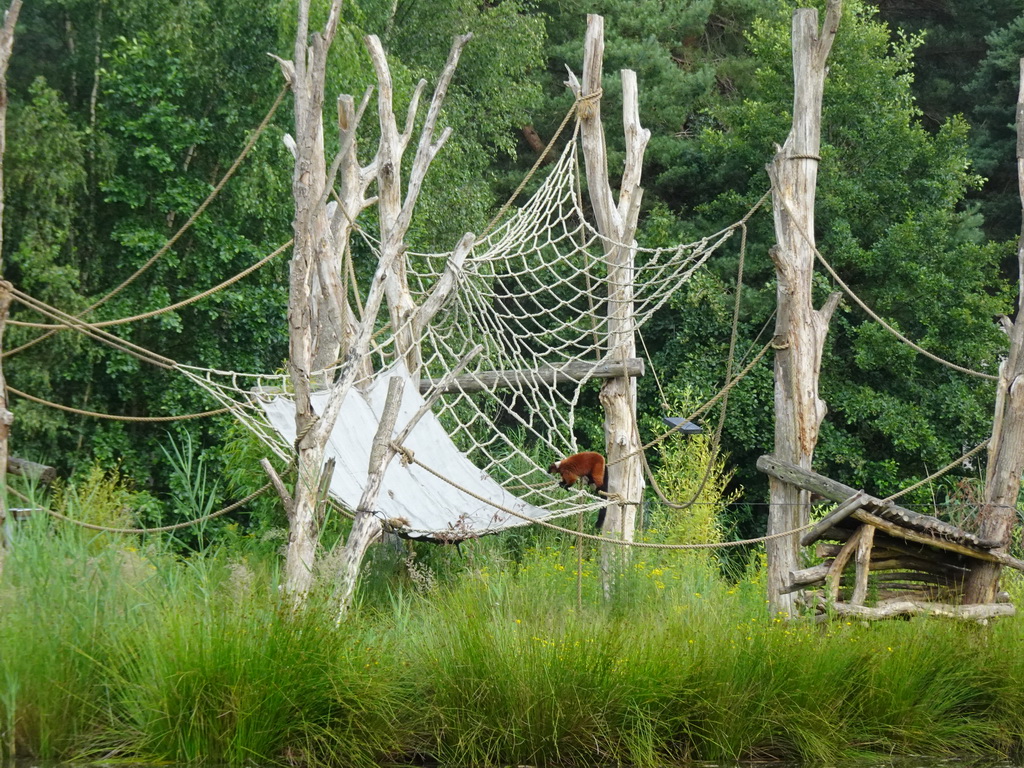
top-left (395, 444), bottom-right (415, 466)
top-left (575, 88), bottom-right (603, 120)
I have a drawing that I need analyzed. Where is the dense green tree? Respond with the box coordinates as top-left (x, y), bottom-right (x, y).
top-left (871, 0), bottom-right (1024, 241)
top-left (2, 0), bottom-right (545, 530)
top-left (644, 1), bottom-right (1012, 518)
top-left (2, 0), bottom-right (1018, 542)
top-left (965, 13), bottom-right (1024, 243)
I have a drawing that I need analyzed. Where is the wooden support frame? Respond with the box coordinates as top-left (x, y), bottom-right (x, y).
top-left (566, 14), bottom-right (649, 555)
top-left (418, 357), bottom-right (644, 394)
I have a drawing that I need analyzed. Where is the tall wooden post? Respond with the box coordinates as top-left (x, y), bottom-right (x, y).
top-left (963, 58), bottom-right (1024, 605)
top-left (0, 0), bottom-right (21, 581)
top-left (567, 15), bottom-right (649, 556)
top-left (765, 2), bottom-right (842, 616)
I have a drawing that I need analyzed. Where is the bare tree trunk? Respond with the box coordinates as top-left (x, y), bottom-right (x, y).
top-left (963, 58), bottom-right (1024, 604)
top-left (765, 2), bottom-right (842, 617)
top-left (280, 0), bottom-right (345, 597)
top-left (335, 377), bottom-right (404, 616)
top-left (567, 15), bottom-right (649, 562)
top-left (275, 14), bottom-right (475, 599)
top-left (367, 33), bottom-right (472, 378)
top-left (0, 0), bottom-right (21, 582)
top-left (335, 345), bottom-right (480, 617)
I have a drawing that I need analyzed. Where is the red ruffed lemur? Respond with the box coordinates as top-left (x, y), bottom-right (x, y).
top-left (547, 451), bottom-right (609, 530)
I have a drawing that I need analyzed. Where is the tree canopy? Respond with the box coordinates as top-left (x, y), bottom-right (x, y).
top-left (3, 0), bottom-right (1021, 536)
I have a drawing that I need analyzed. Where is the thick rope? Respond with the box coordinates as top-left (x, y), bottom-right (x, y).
top-left (392, 441), bottom-right (815, 549)
top-left (8, 240), bottom-right (291, 330)
top-left (44, 482), bottom-right (272, 534)
top-left (774, 193), bottom-right (998, 381)
top-left (4, 85), bottom-right (289, 358)
top-left (10, 288), bottom-right (177, 369)
top-left (879, 439), bottom-right (990, 505)
top-left (6, 385), bottom-right (229, 422)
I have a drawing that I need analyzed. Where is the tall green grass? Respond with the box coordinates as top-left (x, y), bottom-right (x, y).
top-left (5, 504), bottom-right (1024, 766)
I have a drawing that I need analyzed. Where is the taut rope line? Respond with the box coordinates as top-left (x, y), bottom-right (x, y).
top-left (44, 482), bottom-right (272, 534)
top-left (775, 193), bottom-right (998, 382)
top-left (8, 240), bottom-right (292, 330)
top-left (10, 288), bottom-right (176, 369)
top-left (6, 385), bottom-right (229, 422)
top-left (4, 85), bottom-right (289, 358)
top-left (392, 442), bottom-right (816, 549)
top-left (879, 439), bottom-right (990, 505)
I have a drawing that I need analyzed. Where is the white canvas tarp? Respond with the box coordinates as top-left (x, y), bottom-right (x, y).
top-left (258, 371), bottom-right (558, 539)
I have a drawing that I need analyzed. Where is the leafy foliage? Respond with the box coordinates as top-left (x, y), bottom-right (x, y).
top-left (1, 0), bottom-right (1021, 538)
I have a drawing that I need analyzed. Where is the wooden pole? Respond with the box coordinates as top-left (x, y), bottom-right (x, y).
top-left (566, 15), bottom-right (649, 559)
top-left (275, 11), bottom-right (474, 598)
top-left (417, 357), bottom-right (644, 394)
top-left (765, 2), bottom-right (842, 617)
top-left (963, 58), bottom-right (1024, 604)
top-left (0, 0), bottom-right (21, 582)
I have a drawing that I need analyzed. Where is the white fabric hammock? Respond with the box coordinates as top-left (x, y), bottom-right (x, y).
top-left (258, 371), bottom-right (562, 540)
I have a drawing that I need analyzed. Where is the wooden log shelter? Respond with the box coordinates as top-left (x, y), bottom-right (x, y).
top-left (758, 455), bottom-right (1021, 621)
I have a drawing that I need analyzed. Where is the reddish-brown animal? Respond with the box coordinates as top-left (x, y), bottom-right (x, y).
top-left (547, 451), bottom-right (608, 529)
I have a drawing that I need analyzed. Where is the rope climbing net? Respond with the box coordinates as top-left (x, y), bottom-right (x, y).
top-left (179, 138), bottom-right (763, 537)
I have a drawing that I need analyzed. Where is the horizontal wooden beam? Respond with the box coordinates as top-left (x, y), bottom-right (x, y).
top-left (419, 357), bottom-right (645, 394)
top-left (757, 454), bottom-right (1000, 549)
top-left (9, 456), bottom-right (56, 485)
top-left (828, 599), bottom-right (1015, 622)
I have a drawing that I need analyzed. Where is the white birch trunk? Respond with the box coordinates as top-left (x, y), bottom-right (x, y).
top-left (276, 16), bottom-right (476, 598)
top-left (366, 33), bottom-right (472, 378)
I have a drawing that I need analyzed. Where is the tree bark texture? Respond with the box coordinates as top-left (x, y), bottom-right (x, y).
top-left (280, 0), bottom-right (340, 596)
top-left (567, 15), bottom-right (649, 552)
top-left (368, 32), bottom-right (472, 379)
top-left (765, 2), bottom-right (841, 617)
top-left (278, 11), bottom-right (475, 598)
top-left (335, 377), bottom-right (404, 618)
top-left (963, 58), bottom-right (1024, 604)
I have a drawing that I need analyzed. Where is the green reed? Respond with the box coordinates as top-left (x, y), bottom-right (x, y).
top-left (4, 507), bottom-right (1024, 767)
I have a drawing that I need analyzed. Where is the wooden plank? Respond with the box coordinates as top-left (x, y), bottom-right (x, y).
top-left (757, 454), bottom-right (1000, 548)
top-left (851, 523), bottom-right (874, 605)
top-left (850, 509), bottom-right (1024, 572)
top-left (250, 358), bottom-right (647, 399)
top-left (815, 543), bottom-right (969, 574)
top-left (829, 599), bottom-right (1015, 622)
top-left (418, 357), bottom-right (645, 394)
top-left (800, 489), bottom-right (866, 546)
